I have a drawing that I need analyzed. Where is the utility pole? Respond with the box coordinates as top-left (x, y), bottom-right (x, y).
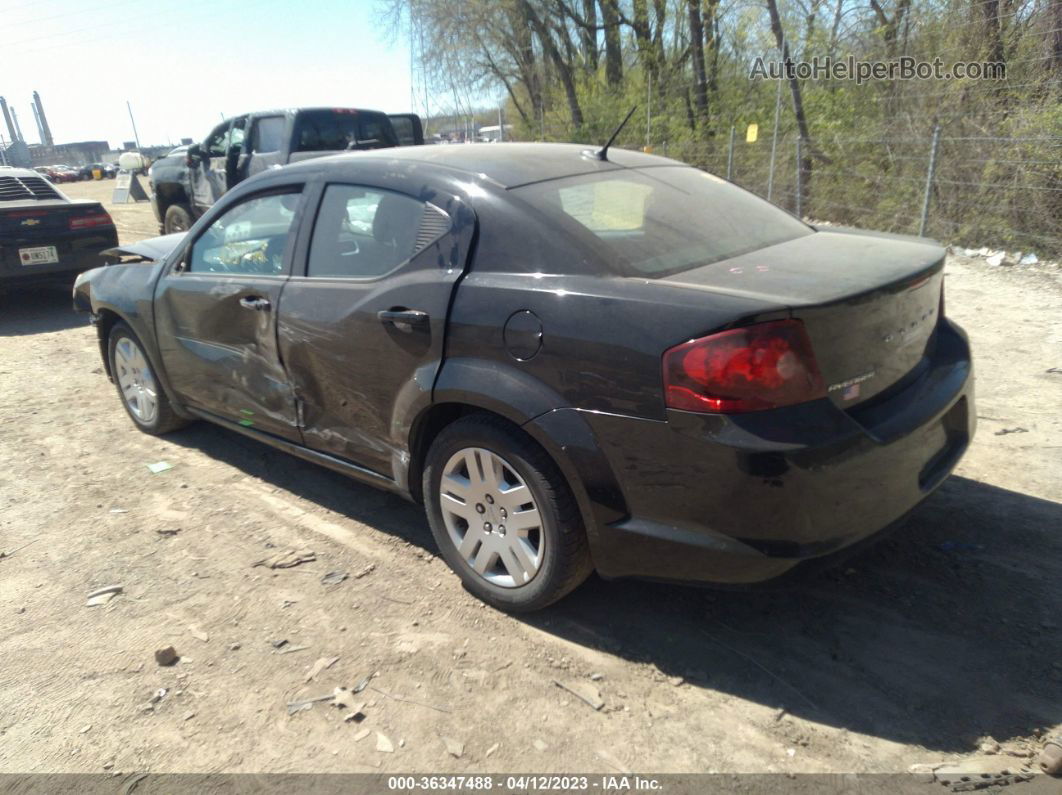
top-left (127, 100), bottom-right (141, 150)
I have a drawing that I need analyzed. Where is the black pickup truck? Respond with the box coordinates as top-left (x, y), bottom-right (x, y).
top-left (148, 107), bottom-right (423, 234)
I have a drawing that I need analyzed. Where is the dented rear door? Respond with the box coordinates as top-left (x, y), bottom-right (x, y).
top-left (277, 183), bottom-right (474, 479)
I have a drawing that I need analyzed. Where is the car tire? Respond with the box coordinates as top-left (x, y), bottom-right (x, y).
top-left (423, 414), bottom-right (592, 612)
top-left (107, 323), bottom-right (186, 435)
top-left (163, 203), bottom-right (194, 235)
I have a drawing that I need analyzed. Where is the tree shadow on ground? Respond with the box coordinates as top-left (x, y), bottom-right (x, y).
top-left (162, 419), bottom-right (1062, 753)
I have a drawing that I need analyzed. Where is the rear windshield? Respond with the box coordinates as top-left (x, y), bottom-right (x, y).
top-left (515, 166), bottom-right (811, 277)
top-left (293, 110), bottom-right (398, 153)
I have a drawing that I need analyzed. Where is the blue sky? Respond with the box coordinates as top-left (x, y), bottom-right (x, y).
top-left (1, 0), bottom-right (449, 148)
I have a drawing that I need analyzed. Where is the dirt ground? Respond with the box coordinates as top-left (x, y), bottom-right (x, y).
top-left (1, 178), bottom-right (1060, 778)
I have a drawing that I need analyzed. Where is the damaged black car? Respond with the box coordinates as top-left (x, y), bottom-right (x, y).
top-left (74, 143), bottom-right (974, 611)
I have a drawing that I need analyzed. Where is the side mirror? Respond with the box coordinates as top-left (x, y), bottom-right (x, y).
top-left (186, 143), bottom-right (203, 166)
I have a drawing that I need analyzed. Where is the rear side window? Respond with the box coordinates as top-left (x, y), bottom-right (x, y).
top-left (515, 166), bottom-right (811, 277)
top-left (293, 110), bottom-right (398, 153)
top-left (250, 116), bottom-right (284, 153)
top-left (308, 184), bottom-right (443, 279)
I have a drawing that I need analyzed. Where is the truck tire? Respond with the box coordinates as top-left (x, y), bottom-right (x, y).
top-left (164, 203), bottom-right (194, 235)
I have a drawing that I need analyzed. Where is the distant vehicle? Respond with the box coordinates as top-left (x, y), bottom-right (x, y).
top-left (477, 124), bottom-right (512, 143)
top-left (0, 166), bottom-right (117, 290)
top-left (148, 107), bottom-right (424, 234)
top-left (73, 143), bottom-right (973, 611)
top-left (56, 165), bottom-right (82, 183)
top-left (79, 163), bottom-right (114, 180)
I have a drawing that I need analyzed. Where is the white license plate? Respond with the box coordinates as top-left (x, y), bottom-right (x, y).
top-left (19, 245), bottom-right (59, 266)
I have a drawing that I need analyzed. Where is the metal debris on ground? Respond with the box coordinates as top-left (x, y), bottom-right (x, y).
top-left (305, 656), bottom-right (340, 683)
top-left (156, 529), bottom-right (180, 537)
top-left (149, 688), bottom-right (167, 704)
top-left (442, 736), bottom-right (464, 758)
top-left (321, 570), bottom-right (348, 586)
top-left (187, 625), bottom-right (209, 643)
top-left (154, 646), bottom-right (179, 666)
top-left (145, 461), bottom-right (174, 474)
top-left (553, 679), bottom-right (604, 711)
top-left (277, 644), bottom-right (310, 655)
top-left (254, 549), bottom-right (316, 569)
top-left (994, 427), bottom-right (1028, 436)
top-left (1, 540), bottom-right (39, 561)
top-left (354, 563), bottom-right (376, 579)
top-left (86, 585), bottom-right (123, 607)
top-left (285, 693), bottom-right (335, 715)
top-left (376, 732), bottom-right (395, 753)
top-left (270, 639), bottom-right (288, 649)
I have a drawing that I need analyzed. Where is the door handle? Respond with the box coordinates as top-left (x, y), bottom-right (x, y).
top-left (239, 296), bottom-right (271, 311)
top-left (377, 308), bottom-right (429, 331)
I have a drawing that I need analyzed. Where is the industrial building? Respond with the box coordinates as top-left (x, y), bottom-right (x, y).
top-left (0, 90), bottom-right (109, 168)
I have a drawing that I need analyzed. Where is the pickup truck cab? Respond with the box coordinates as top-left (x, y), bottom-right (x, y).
top-left (149, 107), bottom-right (423, 234)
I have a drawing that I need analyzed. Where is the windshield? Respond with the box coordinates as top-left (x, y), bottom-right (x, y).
top-left (515, 166), bottom-right (811, 277)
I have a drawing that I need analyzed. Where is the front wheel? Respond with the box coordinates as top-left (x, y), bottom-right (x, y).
top-left (163, 203), bottom-right (193, 235)
top-left (422, 415), bottom-right (592, 612)
top-left (107, 323), bottom-right (186, 435)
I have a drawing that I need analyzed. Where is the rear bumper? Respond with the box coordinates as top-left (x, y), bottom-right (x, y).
top-left (569, 318), bottom-right (974, 584)
top-left (0, 229), bottom-right (117, 286)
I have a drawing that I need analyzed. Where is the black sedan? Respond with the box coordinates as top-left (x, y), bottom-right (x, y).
top-left (1, 166), bottom-right (118, 289)
top-left (72, 143), bottom-right (974, 611)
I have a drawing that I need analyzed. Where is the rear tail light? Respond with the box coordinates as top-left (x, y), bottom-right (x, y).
top-left (663, 319), bottom-right (826, 413)
top-left (68, 211), bottom-right (113, 230)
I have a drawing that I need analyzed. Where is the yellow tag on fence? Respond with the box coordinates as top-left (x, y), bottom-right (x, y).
top-left (746, 123), bottom-right (759, 143)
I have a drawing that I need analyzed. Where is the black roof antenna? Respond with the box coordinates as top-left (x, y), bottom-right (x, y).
top-left (592, 105), bottom-right (638, 161)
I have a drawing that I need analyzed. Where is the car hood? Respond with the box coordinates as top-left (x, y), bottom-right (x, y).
top-left (102, 232), bottom-right (186, 262)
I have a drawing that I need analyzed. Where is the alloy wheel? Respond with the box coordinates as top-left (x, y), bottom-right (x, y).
top-left (114, 337), bottom-right (159, 424)
top-left (438, 447), bottom-right (544, 588)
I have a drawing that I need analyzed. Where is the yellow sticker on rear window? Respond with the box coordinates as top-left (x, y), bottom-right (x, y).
top-left (558, 180), bottom-right (652, 232)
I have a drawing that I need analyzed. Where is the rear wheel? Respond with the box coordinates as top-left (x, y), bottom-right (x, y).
top-left (107, 323), bottom-right (185, 435)
top-left (163, 203), bottom-right (193, 235)
top-left (423, 415), bottom-right (592, 612)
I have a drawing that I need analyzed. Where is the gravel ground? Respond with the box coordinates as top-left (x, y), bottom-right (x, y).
top-left (0, 179), bottom-right (1059, 778)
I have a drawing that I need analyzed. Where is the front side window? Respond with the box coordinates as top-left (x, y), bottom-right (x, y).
top-left (203, 121), bottom-right (230, 157)
top-left (307, 184), bottom-right (428, 279)
top-left (188, 190), bottom-right (301, 275)
top-left (516, 166), bottom-right (812, 278)
top-left (228, 116), bottom-right (247, 151)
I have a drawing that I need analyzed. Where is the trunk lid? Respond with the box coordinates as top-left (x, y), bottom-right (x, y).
top-left (660, 229), bottom-right (945, 408)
